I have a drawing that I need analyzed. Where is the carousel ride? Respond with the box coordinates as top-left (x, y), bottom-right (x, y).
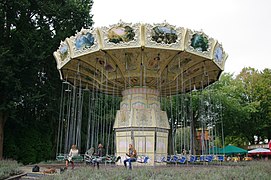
top-left (53, 21), bottom-right (227, 165)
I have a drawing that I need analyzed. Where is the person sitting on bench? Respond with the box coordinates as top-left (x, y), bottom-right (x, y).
top-left (124, 144), bottom-right (137, 170)
top-left (92, 143), bottom-right (105, 169)
top-left (66, 144), bottom-right (79, 169)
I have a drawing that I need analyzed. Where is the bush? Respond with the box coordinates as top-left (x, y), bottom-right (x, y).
top-left (0, 160), bottom-right (22, 179)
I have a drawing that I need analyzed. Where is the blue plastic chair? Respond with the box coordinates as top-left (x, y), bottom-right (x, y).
top-left (189, 155), bottom-right (197, 163)
top-left (166, 155), bottom-right (172, 163)
top-left (171, 155), bottom-right (179, 163)
top-left (217, 155), bottom-right (224, 162)
top-left (205, 155), bottom-right (213, 162)
top-left (200, 155), bottom-right (206, 162)
top-left (178, 156), bottom-right (186, 164)
top-left (137, 155), bottom-right (149, 163)
top-left (143, 156), bottom-right (149, 163)
top-left (155, 156), bottom-right (166, 163)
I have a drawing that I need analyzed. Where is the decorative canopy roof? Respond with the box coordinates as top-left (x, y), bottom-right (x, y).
top-left (53, 21), bottom-right (227, 96)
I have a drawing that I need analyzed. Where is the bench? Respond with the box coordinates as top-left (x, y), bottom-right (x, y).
top-left (85, 155), bottom-right (121, 166)
top-left (56, 154), bottom-right (84, 163)
top-left (136, 155), bottom-right (150, 164)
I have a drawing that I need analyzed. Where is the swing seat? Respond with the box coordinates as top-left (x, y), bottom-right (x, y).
top-left (205, 155), bottom-right (213, 162)
top-left (155, 156), bottom-right (166, 163)
top-left (105, 155), bottom-right (121, 165)
top-left (93, 156), bottom-right (107, 162)
top-left (137, 155), bottom-right (150, 163)
top-left (84, 154), bottom-right (94, 165)
top-left (217, 155), bottom-right (224, 162)
top-left (105, 155), bottom-right (116, 163)
top-left (188, 155), bottom-right (197, 163)
top-left (200, 155), bottom-right (206, 162)
top-left (56, 154), bottom-right (66, 161)
top-left (71, 155), bottom-right (84, 162)
top-left (178, 156), bottom-right (186, 164)
top-left (56, 154), bottom-right (83, 163)
top-left (166, 155), bottom-right (172, 163)
top-left (169, 155), bottom-right (179, 163)
top-left (85, 155), bottom-right (108, 166)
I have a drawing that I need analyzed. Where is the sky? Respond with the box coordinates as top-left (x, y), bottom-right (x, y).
top-left (91, 0), bottom-right (271, 75)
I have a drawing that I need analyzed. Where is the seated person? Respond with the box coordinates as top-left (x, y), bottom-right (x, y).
top-left (66, 144), bottom-right (79, 169)
top-left (123, 144), bottom-right (137, 170)
top-left (92, 143), bottom-right (105, 169)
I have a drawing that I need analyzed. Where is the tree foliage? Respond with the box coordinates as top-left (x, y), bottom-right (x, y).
top-left (208, 68), bottom-right (271, 146)
top-left (1, 0), bottom-right (93, 163)
top-left (170, 69), bottom-right (271, 150)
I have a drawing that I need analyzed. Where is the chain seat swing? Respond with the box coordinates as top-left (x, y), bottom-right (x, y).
top-left (168, 63), bottom-right (225, 166)
top-left (56, 61), bottom-right (122, 166)
top-left (56, 67), bottom-right (84, 163)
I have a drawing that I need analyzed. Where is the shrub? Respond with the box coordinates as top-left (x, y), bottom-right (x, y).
top-left (0, 160), bottom-right (22, 179)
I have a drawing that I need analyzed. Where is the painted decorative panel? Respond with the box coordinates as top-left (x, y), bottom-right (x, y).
top-left (146, 53), bottom-right (160, 70)
top-left (135, 109), bottom-right (151, 126)
top-left (132, 101), bottom-right (146, 109)
top-left (125, 52), bottom-right (138, 71)
top-left (120, 103), bottom-right (129, 110)
top-left (151, 26), bottom-right (178, 44)
top-left (108, 25), bottom-right (135, 43)
top-left (145, 22), bottom-right (184, 50)
top-left (148, 103), bottom-right (159, 109)
top-left (190, 34), bottom-right (209, 52)
top-left (59, 43), bottom-right (69, 61)
top-left (214, 46), bottom-right (223, 65)
top-left (75, 32), bottom-right (94, 50)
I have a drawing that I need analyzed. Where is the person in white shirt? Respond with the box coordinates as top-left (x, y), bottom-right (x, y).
top-left (66, 144), bottom-right (79, 169)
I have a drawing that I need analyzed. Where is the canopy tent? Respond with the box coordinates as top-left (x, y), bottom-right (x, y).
top-left (208, 146), bottom-right (223, 154)
top-left (248, 148), bottom-right (271, 156)
top-left (220, 145), bottom-right (248, 155)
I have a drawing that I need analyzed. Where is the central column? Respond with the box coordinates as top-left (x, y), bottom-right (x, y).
top-left (113, 87), bottom-right (170, 165)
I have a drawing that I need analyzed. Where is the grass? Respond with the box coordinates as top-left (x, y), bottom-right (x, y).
top-left (0, 160), bottom-right (23, 179)
top-left (42, 160), bottom-right (271, 180)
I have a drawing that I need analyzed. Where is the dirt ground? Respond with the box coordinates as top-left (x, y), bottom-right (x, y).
top-left (16, 162), bottom-right (233, 179)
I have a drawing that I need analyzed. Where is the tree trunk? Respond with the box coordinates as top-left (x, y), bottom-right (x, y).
top-left (190, 117), bottom-right (196, 155)
top-left (0, 111), bottom-right (7, 160)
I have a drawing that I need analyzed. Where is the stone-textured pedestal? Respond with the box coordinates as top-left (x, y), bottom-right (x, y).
top-left (114, 87), bottom-right (170, 165)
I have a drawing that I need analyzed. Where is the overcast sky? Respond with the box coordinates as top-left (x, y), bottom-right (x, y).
top-left (92, 0), bottom-right (271, 75)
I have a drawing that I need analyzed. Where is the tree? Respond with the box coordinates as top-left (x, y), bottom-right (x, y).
top-left (237, 68), bottom-right (271, 142)
top-left (0, 0), bottom-right (93, 161)
top-left (206, 73), bottom-right (252, 147)
top-left (256, 69), bottom-right (271, 140)
top-left (212, 68), bottom-right (271, 146)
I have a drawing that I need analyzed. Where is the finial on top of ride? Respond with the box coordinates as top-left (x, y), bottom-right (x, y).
top-left (53, 20), bottom-right (227, 96)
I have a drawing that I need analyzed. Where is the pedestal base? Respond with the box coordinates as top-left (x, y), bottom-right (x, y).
top-left (113, 88), bottom-right (170, 165)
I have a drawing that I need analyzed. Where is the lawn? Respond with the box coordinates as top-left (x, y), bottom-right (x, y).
top-left (42, 160), bottom-right (271, 180)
